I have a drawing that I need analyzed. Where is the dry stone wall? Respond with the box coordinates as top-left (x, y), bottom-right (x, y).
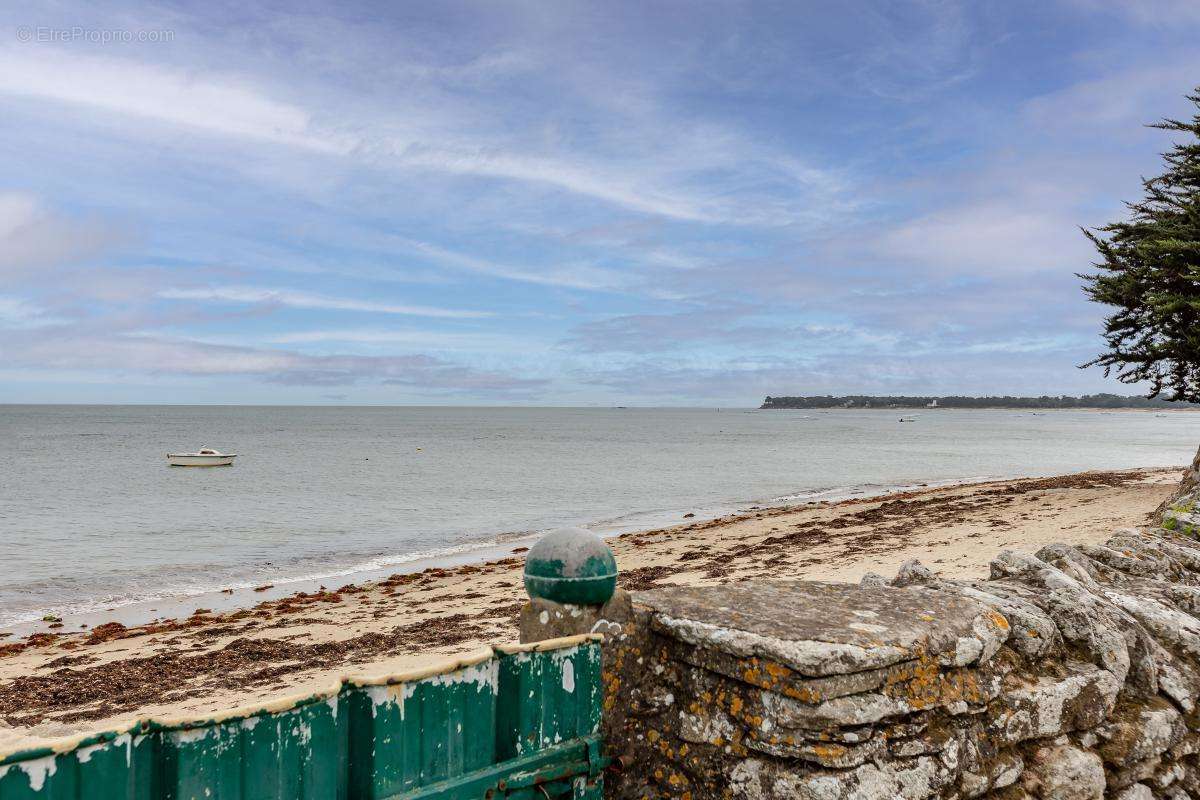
top-left (524, 522), bottom-right (1200, 799)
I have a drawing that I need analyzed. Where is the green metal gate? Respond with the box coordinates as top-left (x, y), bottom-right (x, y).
top-left (0, 635), bottom-right (605, 799)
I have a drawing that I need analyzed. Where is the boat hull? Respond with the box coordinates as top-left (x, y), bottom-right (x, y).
top-left (167, 455), bottom-right (236, 467)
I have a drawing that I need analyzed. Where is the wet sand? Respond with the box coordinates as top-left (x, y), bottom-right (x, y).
top-left (0, 466), bottom-right (1183, 749)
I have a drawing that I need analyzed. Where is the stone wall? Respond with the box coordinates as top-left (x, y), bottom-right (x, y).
top-left (521, 524), bottom-right (1200, 799)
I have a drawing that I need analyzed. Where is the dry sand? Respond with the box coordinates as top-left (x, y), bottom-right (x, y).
top-left (0, 465), bottom-right (1184, 750)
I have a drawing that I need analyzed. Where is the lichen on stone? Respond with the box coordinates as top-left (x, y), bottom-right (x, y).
top-left (591, 523), bottom-right (1200, 800)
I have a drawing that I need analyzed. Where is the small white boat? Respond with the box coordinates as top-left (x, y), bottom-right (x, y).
top-left (167, 448), bottom-right (237, 467)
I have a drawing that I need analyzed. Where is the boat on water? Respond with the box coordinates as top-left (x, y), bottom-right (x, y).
top-left (167, 448), bottom-right (236, 467)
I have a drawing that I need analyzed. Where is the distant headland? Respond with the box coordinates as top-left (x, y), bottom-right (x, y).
top-left (760, 393), bottom-right (1198, 409)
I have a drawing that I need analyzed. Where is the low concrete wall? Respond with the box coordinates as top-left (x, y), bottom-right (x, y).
top-left (522, 519), bottom-right (1200, 799)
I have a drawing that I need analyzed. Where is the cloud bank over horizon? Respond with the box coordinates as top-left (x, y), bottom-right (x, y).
top-left (1, 1), bottom-right (1197, 405)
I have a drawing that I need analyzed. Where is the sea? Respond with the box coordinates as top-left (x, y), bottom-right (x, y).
top-left (3, 404), bottom-right (1200, 629)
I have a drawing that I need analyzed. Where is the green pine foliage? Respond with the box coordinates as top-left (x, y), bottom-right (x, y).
top-left (1082, 89), bottom-right (1200, 402)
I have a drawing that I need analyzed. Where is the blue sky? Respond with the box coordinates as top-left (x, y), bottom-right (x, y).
top-left (1, 0), bottom-right (1198, 405)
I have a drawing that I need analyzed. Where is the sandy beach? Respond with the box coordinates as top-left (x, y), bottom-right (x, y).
top-left (0, 465), bottom-right (1183, 750)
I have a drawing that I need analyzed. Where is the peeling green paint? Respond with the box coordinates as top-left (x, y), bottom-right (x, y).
top-left (0, 643), bottom-right (604, 799)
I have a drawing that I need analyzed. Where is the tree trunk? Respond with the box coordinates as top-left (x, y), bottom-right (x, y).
top-left (1155, 442), bottom-right (1200, 522)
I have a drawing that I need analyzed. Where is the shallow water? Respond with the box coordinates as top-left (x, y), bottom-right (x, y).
top-left (2, 405), bottom-right (1199, 627)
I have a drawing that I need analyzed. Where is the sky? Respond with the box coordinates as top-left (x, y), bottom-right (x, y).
top-left (1, 1), bottom-right (1199, 406)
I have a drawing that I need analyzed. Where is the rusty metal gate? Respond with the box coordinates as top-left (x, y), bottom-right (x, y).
top-left (0, 636), bottom-right (604, 799)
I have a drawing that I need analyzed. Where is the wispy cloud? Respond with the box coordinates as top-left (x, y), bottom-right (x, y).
top-left (159, 286), bottom-right (490, 319)
top-left (267, 328), bottom-right (543, 353)
top-left (391, 236), bottom-right (630, 291)
top-left (0, 47), bottom-right (349, 154)
top-left (0, 192), bottom-right (123, 277)
top-left (0, 43), bottom-right (843, 226)
top-left (3, 329), bottom-right (545, 395)
top-left (1, 2), bottom-right (1193, 403)
top-left (0, 295), bottom-right (64, 329)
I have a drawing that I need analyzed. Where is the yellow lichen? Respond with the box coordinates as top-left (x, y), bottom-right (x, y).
top-left (811, 742), bottom-right (848, 758)
top-left (764, 661), bottom-right (789, 679)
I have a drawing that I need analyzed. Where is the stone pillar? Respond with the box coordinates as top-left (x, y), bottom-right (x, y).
top-left (517, 526), bottom-right (629, 643)
top-left (518, 590), bottom-right (632, 643)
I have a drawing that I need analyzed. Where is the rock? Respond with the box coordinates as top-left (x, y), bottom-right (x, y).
top-left (639, 581), bottom-right (1009, 678)
top-left (860, 572), bottom-right (889, 588)
top-left (677, 705), bottom-right (734, 745)
top-left (1034, 544), bottom-right (1109, 591)
top-left (1076, 543), bottom-right (1171, 581)
top-left (1153, 445), bottom-right (1200, 525)
top-left (1113, 532), bottom-right (1200, 575)
top-left (990, 551), bottom-right (1133, 682)
top-left (745, 731), bottom-right (886, 769)
top-left (730, 740), bottom-right (962, 800)
top-left (1097, 701), bottom-right (1184, 765)
top-left (950, 582), bottom-right (1062, 659)
top-left (1021, 742), bottom-right (1105, 800)
top-left (1102, 588), bottom-right (1200, 663)
top-left (959, 749), bottom-right (1024, 798)
top-left (1151, 762), bottom-right (1186, 790)
top-left (1111, 784), bottom-right (1153, 800)
top-left (760, 660), bottom-right (1003, 729)
top-left (1108, 757), bottom-right (1165, 792)
top-left (994, 663), bottom-right (1120, 744)
top-left (893, 560), bottom-right (937, 587)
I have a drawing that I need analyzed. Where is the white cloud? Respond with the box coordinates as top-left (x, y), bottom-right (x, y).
top-left (267, 328), bottom-right (540, 353)
top-left (874, 202), bottom-right (1089, 273)
top-left (0, 192), bottom-right (38, 238)
top-left (0, 295), bottom-right (63, 328)
top-left (0, 47), bottom-right (350, 154)
top-left (0, 46), bottom-right (846, 226)
top-left (397, 148), bottom-right (718, 224)
top-left (2, 329), bottom-right (545, 393)
top-left (1022, 61), bottom-right (1200, 135)
top-left (158, 286), bottom-right (490, 319)
top-left (392, 236), bottom-right (629, 291)
top-left (1062, 0), bottom-right (1200, 25)
top-left (0, 191), bottom-right (121, 275)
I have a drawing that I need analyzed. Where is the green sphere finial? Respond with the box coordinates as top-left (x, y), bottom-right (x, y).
top-left (523, 527), bottom-right (617, 605)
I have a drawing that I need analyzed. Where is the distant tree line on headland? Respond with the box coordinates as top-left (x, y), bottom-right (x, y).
top-left (760, 394), bottom-right (1199, 410)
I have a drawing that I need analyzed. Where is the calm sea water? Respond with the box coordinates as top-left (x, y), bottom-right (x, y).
top-left (3, 405), bottom-right (1200, 627)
